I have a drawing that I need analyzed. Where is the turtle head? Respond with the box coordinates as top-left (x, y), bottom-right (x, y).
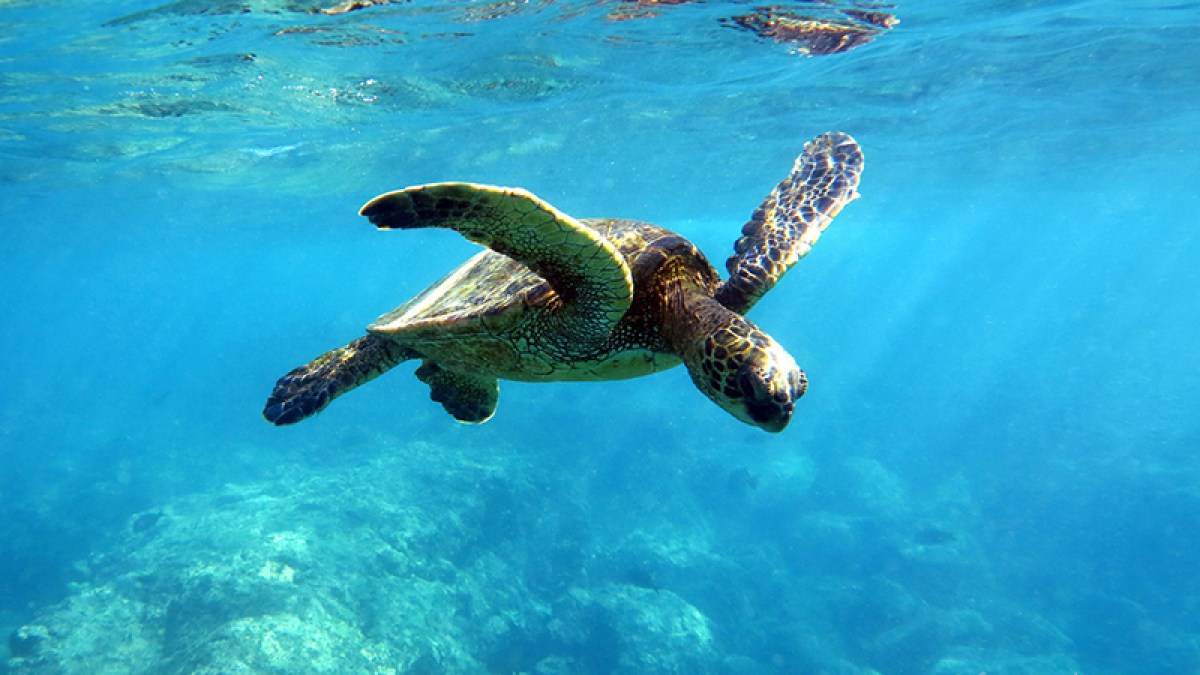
top-left (689, 317), bottom-right (808, 433)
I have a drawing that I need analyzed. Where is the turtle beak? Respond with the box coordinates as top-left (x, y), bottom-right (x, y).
top-left (737, 362), bottom-right (807, 433)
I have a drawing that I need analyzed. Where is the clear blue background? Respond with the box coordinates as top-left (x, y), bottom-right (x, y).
top-left (2, 0), bottom-right (1199, 671)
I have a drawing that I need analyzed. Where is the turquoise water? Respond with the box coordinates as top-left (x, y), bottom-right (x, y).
top-left (2, 0), bottom-right (1199, 672)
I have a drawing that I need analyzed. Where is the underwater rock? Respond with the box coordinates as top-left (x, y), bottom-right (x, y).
top-left (127, 510), bottom-right (164, 535)
top-left (6, 585), bottom-right (160, 672)
top-left (841, 456), bottom-right (912, 521)
top-left (551, 585), bottom-right (718, 674)
top-left (7, 625), bottom-right (49, 659)
top-left (181, 611), bottom-right (405, 673)
top-left (4, 440), bottom-right (732, 674)
top-left (4, 433), bottom-right (1089, 674)
top-left (595, 586), bottom-right (716, 672)
top-left (2, 444), bottom-right (547, 673)
top-left (930, 647), bottom-right (1081, 674)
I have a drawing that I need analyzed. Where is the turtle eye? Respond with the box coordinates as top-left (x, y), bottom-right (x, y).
top-left (737, 365), bottom-right (786, 427)
top-left (736, 365), bottom-right (761, 400)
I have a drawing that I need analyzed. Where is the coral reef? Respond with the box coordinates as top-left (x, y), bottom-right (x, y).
top-left (5, 440), bottom-right (1092, 673)
top-left (5, 440), bottom-right (721, 673)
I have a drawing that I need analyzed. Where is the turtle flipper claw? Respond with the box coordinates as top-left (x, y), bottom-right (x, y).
top-left (263, 335), bottom-right (414, 425)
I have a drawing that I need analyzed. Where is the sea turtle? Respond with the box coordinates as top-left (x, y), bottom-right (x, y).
top-left (264, 131), bottom-right (863, 432)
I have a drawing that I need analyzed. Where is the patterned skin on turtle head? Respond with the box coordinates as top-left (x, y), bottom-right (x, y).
top-left (697, 318), bottom-right (807, 432)
top-left (643, 244), bottom-right (807, 433)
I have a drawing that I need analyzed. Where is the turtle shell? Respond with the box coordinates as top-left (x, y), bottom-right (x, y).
top-left (368, 218), bottom-right (687, 381)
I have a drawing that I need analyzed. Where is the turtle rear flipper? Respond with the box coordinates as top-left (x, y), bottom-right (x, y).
top-left (415, 361), bottom-right (499, 423)
top-left (360, 183), bottom-right (634, 347)
top-left (717, 132), bottom-right (863, 314)
top-left (263, 335), bottom-right (415, 425)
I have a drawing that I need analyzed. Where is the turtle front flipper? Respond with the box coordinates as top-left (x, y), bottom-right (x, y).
top-left (263, 335), bottom-right (415, 425)
top-left (716, 132), bottom-right (864, 314)
top-left (415, 361), bottom-right (499, 423)
top-left (360, 183), bottom-right (633, 346)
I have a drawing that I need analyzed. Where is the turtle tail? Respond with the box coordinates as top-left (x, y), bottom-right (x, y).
top-left (263, 334), bottom-right (415, 425)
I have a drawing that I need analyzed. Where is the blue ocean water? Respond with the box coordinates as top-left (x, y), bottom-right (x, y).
top-left (2, 0), bottom-right (1199, 672)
